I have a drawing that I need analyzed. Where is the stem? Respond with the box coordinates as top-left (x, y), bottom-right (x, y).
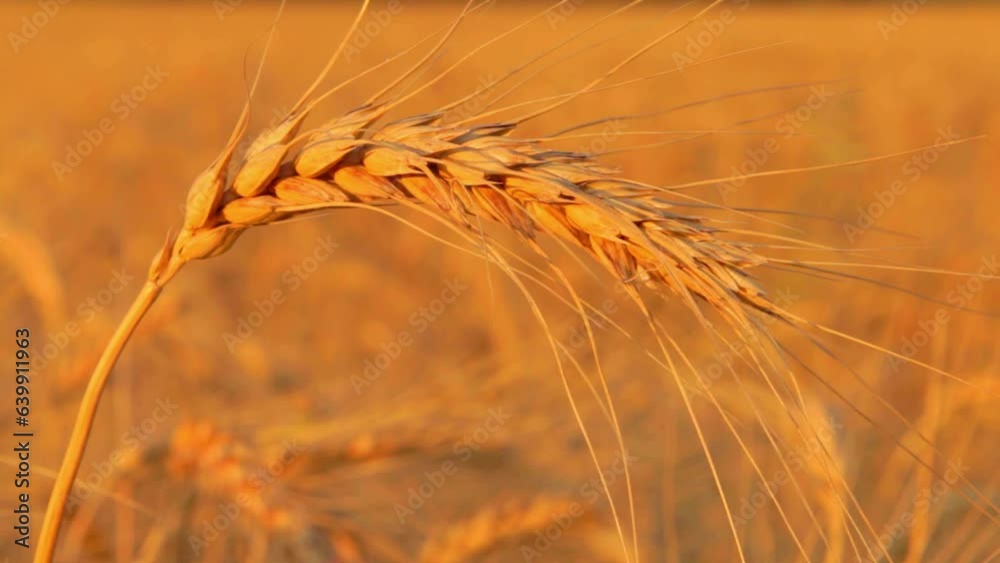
top-left (34, 278), bottom-right (166, 563)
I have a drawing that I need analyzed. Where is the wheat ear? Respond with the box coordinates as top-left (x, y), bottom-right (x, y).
top-left (39, 101), bottom-right (785, 562)
top-left (34, 40), bottom-right (786, 563)
top-left (418, 497), bottom-right (587, 563)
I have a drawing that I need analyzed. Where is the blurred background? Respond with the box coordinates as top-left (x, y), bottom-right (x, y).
top-left (2, 1), bottom-right (998, 562)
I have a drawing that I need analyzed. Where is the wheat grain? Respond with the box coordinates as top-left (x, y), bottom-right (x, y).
top-left (418, 496), bottom-right (586, 563)
top-left (162, 105), bottom-right (778, 333)
top-left (163, 422), bottom-right (282, 525)
top-left (111, 421), bottom-right (361, 562)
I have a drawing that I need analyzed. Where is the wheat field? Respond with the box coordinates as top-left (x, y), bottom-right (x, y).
top-left (2, 1), bottom-right (998, 562)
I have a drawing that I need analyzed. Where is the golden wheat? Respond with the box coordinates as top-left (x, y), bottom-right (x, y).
top-left (124, 421), bottom-right (336, 562)
top-left (32, 1), bottom-right (998, 562)
top-left (167, 102), bottom-right (777, 325)
top-left (418, 496), bottom-right (587, 563)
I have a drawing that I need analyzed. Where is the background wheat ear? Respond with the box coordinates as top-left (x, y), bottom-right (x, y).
top-left (417, 497), bottom-right (594, 563)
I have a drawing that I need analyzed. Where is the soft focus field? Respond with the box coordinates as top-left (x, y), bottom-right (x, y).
top-left (2, 2), bottom-right (998, 562)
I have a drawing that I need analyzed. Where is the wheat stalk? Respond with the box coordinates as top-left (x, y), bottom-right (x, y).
top-left (28, 5), bottom-right (795, 558)
top-left (36, 101), bottom-right (776, 563)
top-left (36, 1), bottom-right (773, 555)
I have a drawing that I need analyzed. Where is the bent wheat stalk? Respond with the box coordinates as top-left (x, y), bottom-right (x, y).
top-left (35, 86), bottom-right (787, 563)
top-left (37, 95), bottom-right (785, 562)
